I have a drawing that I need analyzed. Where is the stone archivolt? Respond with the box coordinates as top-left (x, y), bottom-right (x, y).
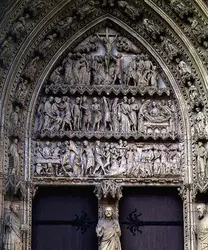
top-left (0, 1), bottom-right (208, 249)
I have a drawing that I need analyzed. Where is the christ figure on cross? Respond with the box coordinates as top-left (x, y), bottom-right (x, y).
top-left (97, 28), bottom-right (118, 74)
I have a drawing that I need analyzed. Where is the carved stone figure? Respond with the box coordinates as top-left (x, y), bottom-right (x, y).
top-left (118, 1), bottom-right (141, 20)
top-left (73, 97), bottom-right (82, 130)
top-left (102, 97), bottom-right (112, 131)
top-left (143, 55), bottom-right (158, 86)
top-left (113, 53), bottom-right (122, 85)
top-left (63, 53), bottom-right (75, 85)
top-left (23, 56), bottom-right (40, 81)
top-left (10, 15), bottom-right (29, 40)
top-left (15, 78), bottom-right (29, 104)
top-left (38, 33), bottom-right (57, 56)
top-left (8, 139), bottom-right (21, 178)
top-left (75, 36), bottom-right (98, 53)
top-left (112, 98), bottom-right (120, 132)
top-left (61, 96), bottom-right (73, 131)
top-left (56, 16), bottom-right (73, 37)
top-left (161, 37), bottom-right (180, 60)
top-left (97, 29), bottom-right (118, 73)
top-left (119, 96), bottom-right (131, 133)
top-left (28, 0), bottom-right (45, 17)
top-left (10, 106), bottom-right (21, 131)
top-left (187, 82), bottom-right (201, 105)
top-left (94, 141), bottom-right (106, 175)
top-left (195, 108), bottom-right (206, 136)
top-left (74, 1), bottom-right (97, 19)
top-left (92, 56), bottom-right (106, 85)
top-left (129, 97), bottom-right (138, 132)
top-left (143, 19), bottom-right (163, 40)
top-left (4, 204), bottom-right (23, 250)
top-left (100, 0), bottom-right (115, 7)
top-left (96, 206), bottom-right (121, 250)
top-left (92, 97), bottom-right (102, 131)
top-left (196, 203), bottom-right (208, 250)
top-left (0, 36), bottom-right (14, 67)
top-left (197, 142), bottom-right (207, 179)
top-left (170, 0), bottom-right (191, 19)
top-left (83, 140), bottom-right (95, 175)
top-left (49, 66), bottom-right (63, 86)
top-left (42, 96), bottom-right (54, 132)
top-left (74, 54), bottom-right (91, 85)
top-left (81, 96), bottom-right (91, 131)
top-left (116, 36), bottom-right (139, 53)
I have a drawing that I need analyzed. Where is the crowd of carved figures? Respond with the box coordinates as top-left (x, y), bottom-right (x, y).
top-left (33, 140), bottom-right (182, 177)
top-left (35, 95), bottom-right (178, 138)
top-left (47, 51), bottom-right (160, 89)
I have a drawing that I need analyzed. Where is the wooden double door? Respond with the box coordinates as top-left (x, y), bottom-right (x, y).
top-left (32, 186), bottom-right (183, 250)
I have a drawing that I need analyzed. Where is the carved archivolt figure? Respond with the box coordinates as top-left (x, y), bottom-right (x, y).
top-left (197, 142), bottom-right (207, 179)
top-left (161, 37), bottom-right (179, 60)
top-left (96, 206), bottom-right (121, 250)
top-left (143, 19), bottom-right (162, 40)
top-left (196, 203), bottom-right (208, 250)
top-left (38, 33), bottom-right (57, 56)
top-left (4, 204), bottom-right (23, 250)
top-left (9, 139), bottom-right (21, 177)
top-left (118, 1), bottom-right (141, 20)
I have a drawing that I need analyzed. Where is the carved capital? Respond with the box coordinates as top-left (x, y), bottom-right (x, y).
top-left (178, 183), bottom-right (197, 201)
top-left (94, 180), bottom-right (122, 200)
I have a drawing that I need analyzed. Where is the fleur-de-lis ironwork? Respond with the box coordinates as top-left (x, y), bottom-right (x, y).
top-left (71, 211), bottom-right (93, 234)
top-left (121, 209), bottom-right (143, 236)
top-left (33, 211), bottom-right (93, 234)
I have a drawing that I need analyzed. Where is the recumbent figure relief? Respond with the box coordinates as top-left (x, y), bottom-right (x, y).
top-left (33, 140), bottom-right (182, 178)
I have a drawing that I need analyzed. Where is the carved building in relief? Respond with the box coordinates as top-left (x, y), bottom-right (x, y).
top-left (1, 0), bottom-right (208, 249)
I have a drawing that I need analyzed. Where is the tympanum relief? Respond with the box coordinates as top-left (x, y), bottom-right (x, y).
top-left (35, 95), bottom-right (178, 139)
top-left (44, 28), bottom-right (170, 96)
top-left (33, 28), bottom-right (183, 181)
top-left (33, 140), bottom-right (182, 178)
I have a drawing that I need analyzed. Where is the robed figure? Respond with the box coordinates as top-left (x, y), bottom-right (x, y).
top-left (4, 204), bottom-right (22, 250)
top-left (96, 206), bottom-right (122, 250)
top-left (196, 203), bottom-right (208, 250)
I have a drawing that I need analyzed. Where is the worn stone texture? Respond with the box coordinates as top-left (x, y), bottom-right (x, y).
top-left (0, 0), bottom-right (208, 249)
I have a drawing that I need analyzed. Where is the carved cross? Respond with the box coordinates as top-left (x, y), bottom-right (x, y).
top-left (97, 28), bottom-right (118, 73)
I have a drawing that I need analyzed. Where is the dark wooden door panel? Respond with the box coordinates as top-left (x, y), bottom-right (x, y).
top-left (119, 187), bottom-right (184, 250)
top-left (32, 186), bottom-right (98, 250)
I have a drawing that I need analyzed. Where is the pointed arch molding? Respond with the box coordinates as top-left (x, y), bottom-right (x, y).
top-left (1, 2), bottom-right (208, 250)
top-left (24, 15), bottom-right (190, 180)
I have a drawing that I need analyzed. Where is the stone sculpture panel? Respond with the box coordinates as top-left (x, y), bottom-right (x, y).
top-left (33, 140), bottom-right (182, 178)
top-left (34, 95), bottom-right (179, 139)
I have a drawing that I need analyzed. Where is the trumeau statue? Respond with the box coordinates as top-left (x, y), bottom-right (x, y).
top-left (196, 203), bottom-right (208, 250)
top-left (96, 206), bottom-right (121, 250)
top-left (3, 203), bottom-right (23, 250)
